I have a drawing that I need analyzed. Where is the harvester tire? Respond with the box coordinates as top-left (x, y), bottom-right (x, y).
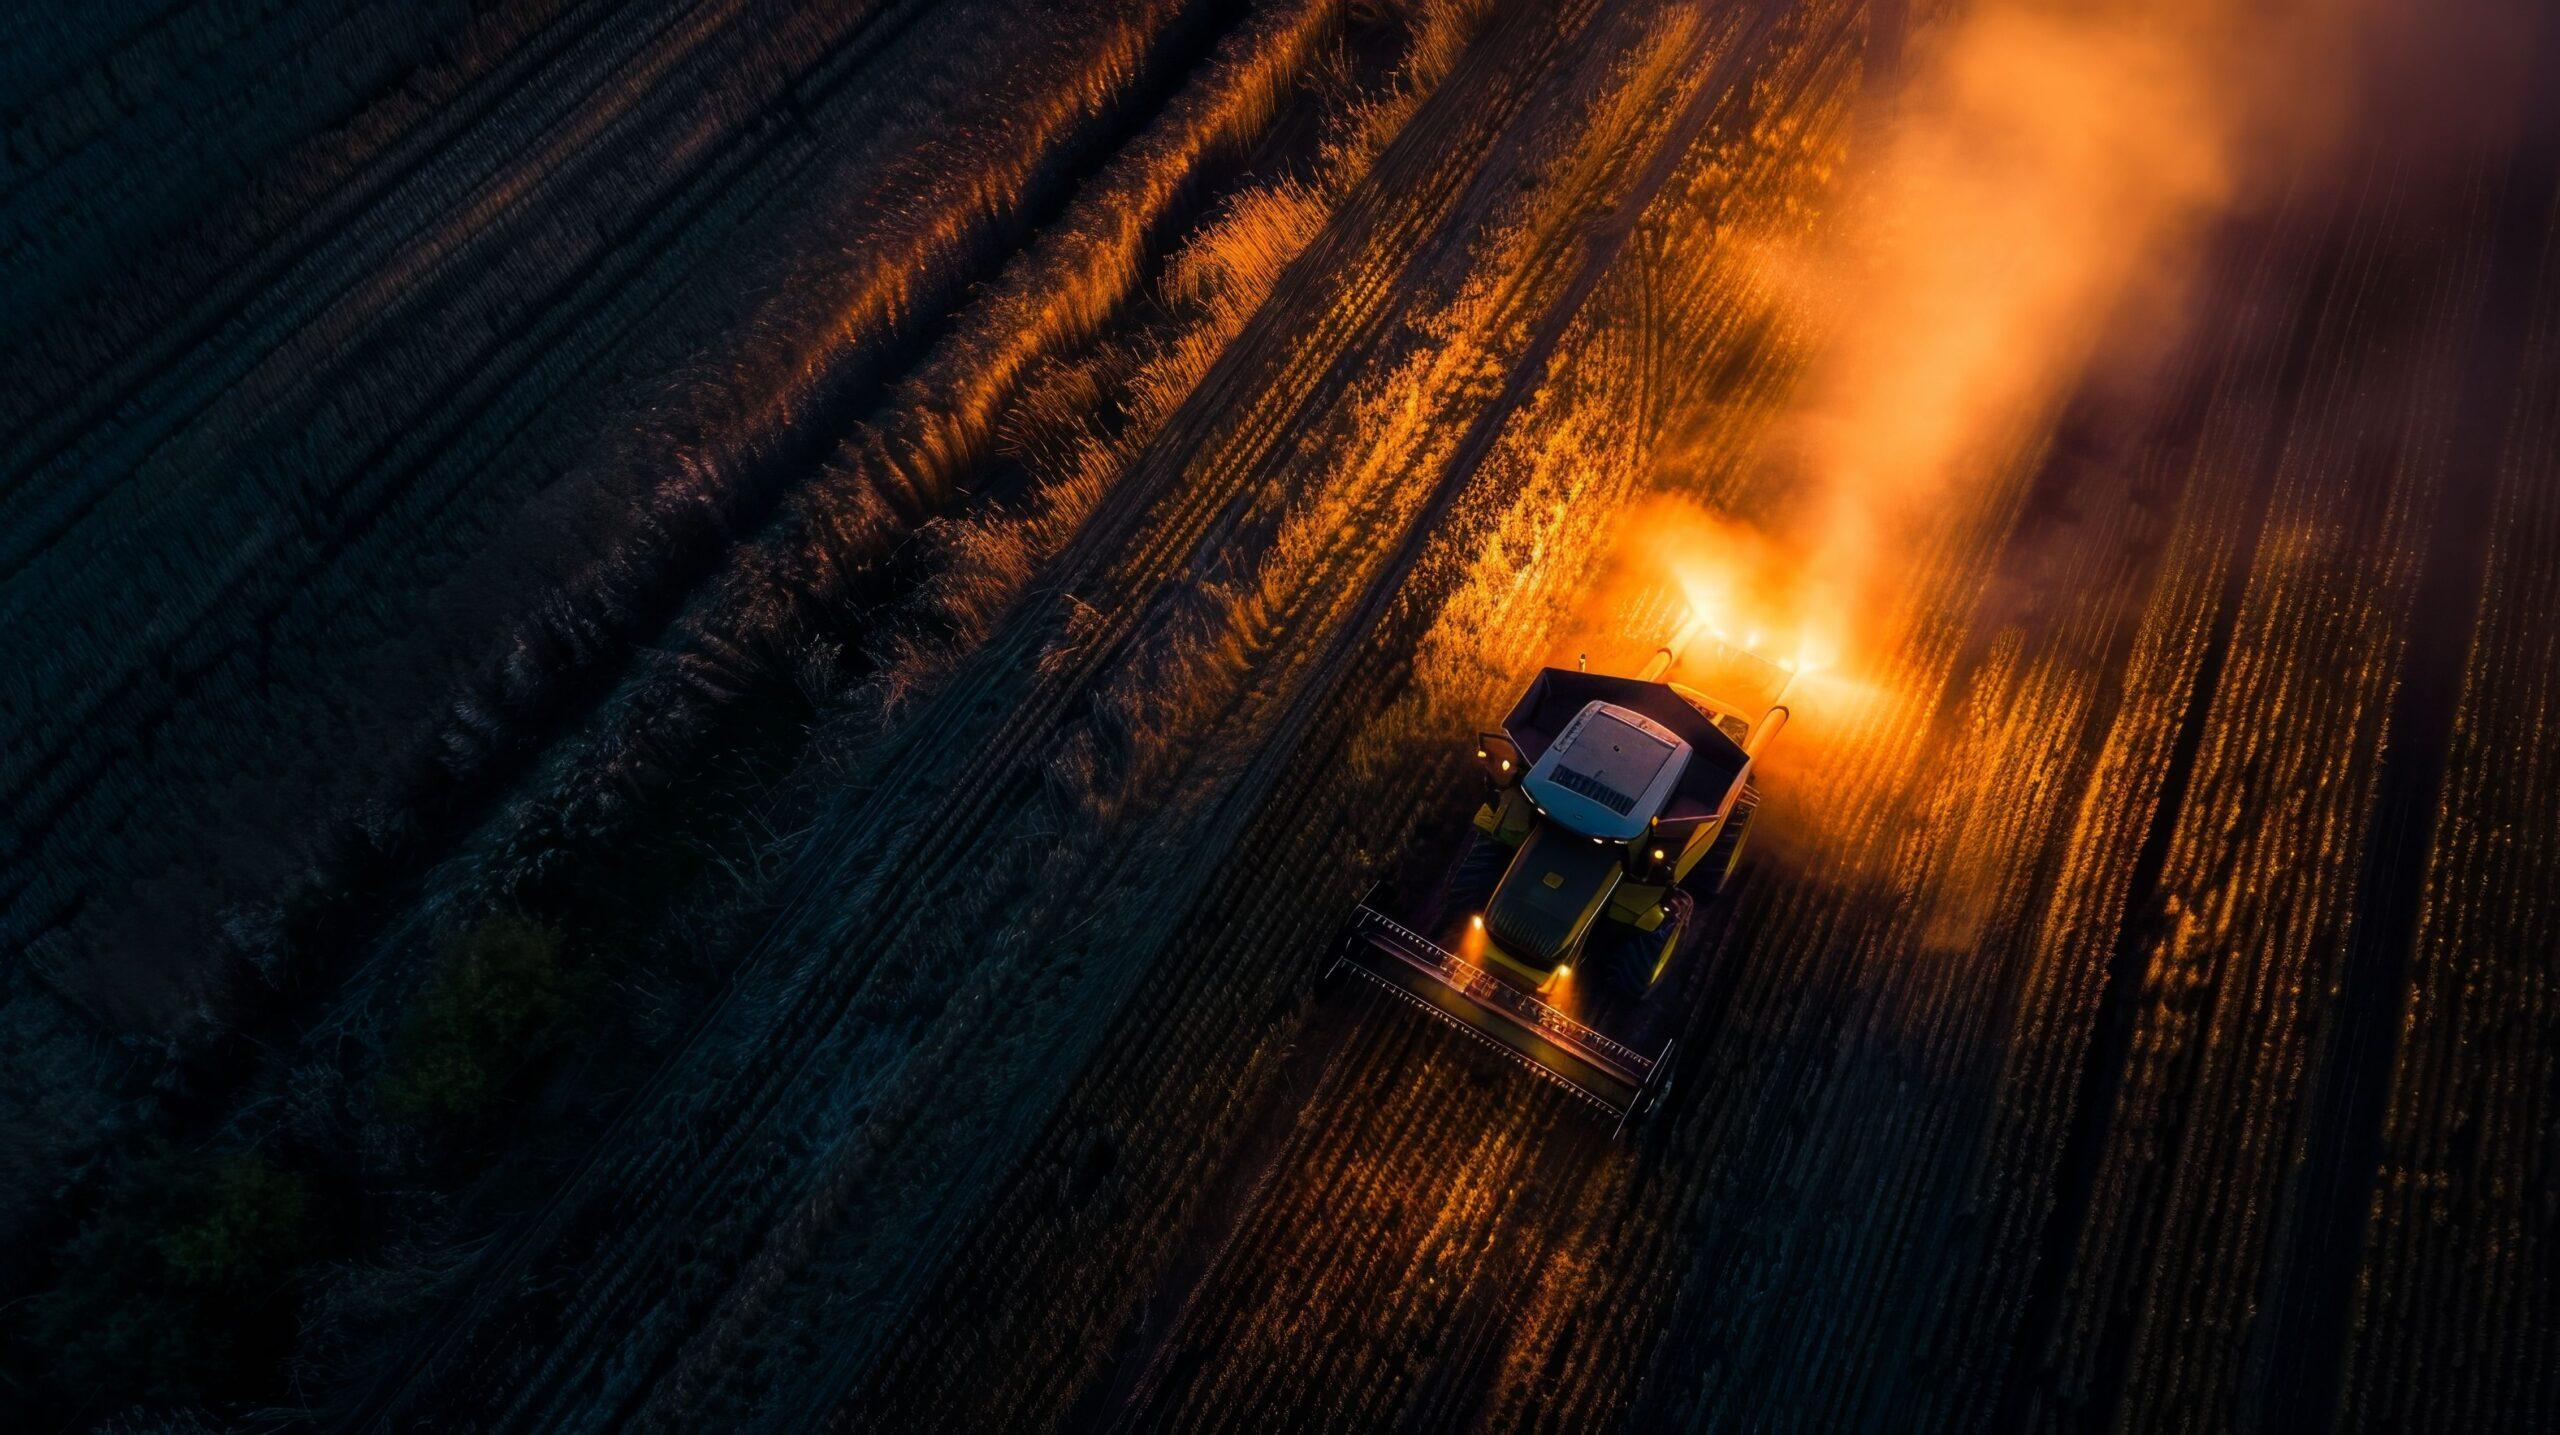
top-left (1588, 920), bottom-right (1666, 1004)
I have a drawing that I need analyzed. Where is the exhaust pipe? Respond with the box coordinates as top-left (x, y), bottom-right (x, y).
top-left (1637, 612), bottom-right (1708, 684)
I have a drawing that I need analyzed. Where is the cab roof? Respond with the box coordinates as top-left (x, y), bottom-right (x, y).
top-left (1523, 703), bottom-right (1688, 840)
top-left (1503, 669), bottom-right (1749, 827)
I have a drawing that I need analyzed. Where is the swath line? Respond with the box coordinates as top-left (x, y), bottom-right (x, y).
top-left (2244, 23), bottom-right (2560, 1427)
top-left (1993, 183), bottom-right (2356, 1428)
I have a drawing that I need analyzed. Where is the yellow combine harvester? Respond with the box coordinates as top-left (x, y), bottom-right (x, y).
top-left (1329, 616), bottom-right (1793, 1132)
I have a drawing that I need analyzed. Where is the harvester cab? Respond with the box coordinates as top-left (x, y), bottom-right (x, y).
top-left (1329, 615), bottom-right (1794, 1131)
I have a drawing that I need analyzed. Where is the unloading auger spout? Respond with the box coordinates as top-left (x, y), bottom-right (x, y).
top-left (1635, 612), bottom-right (1706, 684)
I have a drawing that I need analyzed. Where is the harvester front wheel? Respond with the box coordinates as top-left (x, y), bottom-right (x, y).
top-left (1588, 918), bottom-right (1673, 1004)
top-left (1647, 889), bottom-right (1695, 987)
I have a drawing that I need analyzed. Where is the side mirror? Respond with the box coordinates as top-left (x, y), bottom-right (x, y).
top-left (1476, 731), bottom-right (1522, 787)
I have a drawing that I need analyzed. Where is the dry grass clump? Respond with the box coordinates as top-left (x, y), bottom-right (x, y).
top-left (418, 0), bottom-right (1362, 922)
top-left (861, 0), bottom-right (1489, 714)
top-left (896, 174), bottom-right (1334, 692)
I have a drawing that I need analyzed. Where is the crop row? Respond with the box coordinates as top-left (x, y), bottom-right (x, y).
top-left (0, 0), bottom-right (491, 350)
top-left (2336, 162), bottom-right (2560, 1433)
top-left (1183, 10), bottom-right (1861, 1425)
top-left (2022, 151), bottom-right (2501, 1432)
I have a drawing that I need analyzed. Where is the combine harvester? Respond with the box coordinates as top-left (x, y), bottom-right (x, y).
top-left (1329, 614), bottom-right (1794, 1132)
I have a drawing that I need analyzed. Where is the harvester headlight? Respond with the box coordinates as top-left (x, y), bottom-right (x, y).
top-left (1477, 748), bottom-right (1488, 758)
top-left (1470, 914), bottom-right (1484, 931)
top-left (1499, 758), bottom-right (1511, 771)
top-left (1650, 847), bottom-right (1665, 861)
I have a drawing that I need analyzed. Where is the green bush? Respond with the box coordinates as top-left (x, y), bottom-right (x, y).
top-left (24, 1147), bottom-right (312, 1407)
top-left (381, 914), bottom-right (575, 1119)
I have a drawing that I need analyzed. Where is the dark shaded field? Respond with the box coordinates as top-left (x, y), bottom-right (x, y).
top-left (2, 0), bottom-right (2553, 1429)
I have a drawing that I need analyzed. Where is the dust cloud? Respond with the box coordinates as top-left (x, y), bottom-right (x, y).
top-left (1681, 0), bottom-right (2519, 670)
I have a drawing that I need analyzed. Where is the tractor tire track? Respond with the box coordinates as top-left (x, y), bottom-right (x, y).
top-left (1, 0), bottom-right (726, 501)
